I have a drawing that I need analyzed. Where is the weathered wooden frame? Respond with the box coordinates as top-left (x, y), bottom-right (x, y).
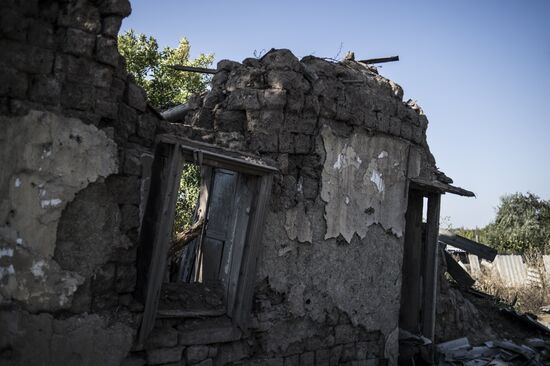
top-left (136, 135), bottom-right (275, 345)
top-left (399, 187), bottom-right (441, 362)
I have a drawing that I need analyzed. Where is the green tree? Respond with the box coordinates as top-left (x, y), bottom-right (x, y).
top-left (118, 30), bottom-right (212, 232)
top-left (485, 192), bottom-right (550, 254)
top-left (118, 29), bottom-right (214, 110)
top-left (174, 164), bottom-right (201, 231)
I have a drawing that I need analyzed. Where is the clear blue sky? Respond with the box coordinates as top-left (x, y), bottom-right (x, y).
top-left (122, 0), bottom-right (550, 229)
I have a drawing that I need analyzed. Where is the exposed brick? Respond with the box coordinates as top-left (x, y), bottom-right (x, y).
top-left (58, 1), bottom-right (101, 33)
top-left (96, 35), bottom-right (120, 66)
top-left (126, 82), bottom-right (146, 112)
top-left (315, 349), bottom-right (330, 366)
top-left (29, 75), bottom-right (61, 105)
top-left (63, 28), bottom-right (96, 56)
top-left (299, 351), bottom-right (314, 366)
top-left (0, 8), bottom-right (28, 41)
top-left (115, 263), bottom-right (136, 293)
top-left (99, 0), bottom-right (132, 17)
top-left (137, 113), bottom-right (157, 141)
top-left (0, 67), bottom-right (28, 98)
top-left (214, 110), bottom-right (245, 132)
top-left (186, 345), bottom-right (209, 364)
top-left (102, 15), bottom-right (122, 38)
top-left (91, 262), bottom-right (116, 294)
top-left (61, 82), bottom-right (95, 111)
top-left (146, 327), bottom-right (179, 349)
top-left (146, 346), bottom-right (184, 365)
top-left (0, 40), bottom-right (54, 74)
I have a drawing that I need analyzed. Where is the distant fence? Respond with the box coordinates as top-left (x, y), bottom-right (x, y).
top-left (463, 254), bottom-right (550, 287)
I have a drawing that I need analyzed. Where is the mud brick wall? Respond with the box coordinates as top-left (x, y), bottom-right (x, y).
top-left (0, 0), bottom-right (160, 365)
top-left (141, 49), bottom-right (442, 365)
top-left (1, 1), bottom-right (443, 365)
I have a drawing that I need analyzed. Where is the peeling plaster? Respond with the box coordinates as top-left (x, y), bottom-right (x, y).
top-left (320, 126), bottom-right (410, 242)
top-left (284, 201), bottom-right (313, 243)
top-left (31, 260), bottom-right (46, 278)
top-left (0, 264), bottom-right (15, 280)
top-left (0, 111), bottom-right (118, 311)
top-left (0, 111), bottom-right (119, 258)
top-left (0, 248), bottom-right (14, 258)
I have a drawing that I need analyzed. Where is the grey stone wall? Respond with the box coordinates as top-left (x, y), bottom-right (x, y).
top-left (1, 1), bottom-right (442, 365)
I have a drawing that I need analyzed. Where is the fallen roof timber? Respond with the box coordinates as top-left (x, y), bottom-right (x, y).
top-left (444, 251), bottom-right (476, 288)
top-left (439, 230), bottom-right (497, 261)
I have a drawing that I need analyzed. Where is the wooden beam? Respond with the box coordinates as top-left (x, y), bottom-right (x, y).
top-left (169, 65), bottom-right (218, 74)
top-left (232, 174), bottom-right (273, 330)
top-left (157, 134), bottom-right (278, 176)
top-left (399, 189), bottom-right (424, 332)
top-left (422, 193), bottom-right (441, 351)
top-left (358, 56), bottom-right (399, 64)
top-left (439, 230), bottom-right (497, 261)
top-left (444, 251), bottom-right (476, 288)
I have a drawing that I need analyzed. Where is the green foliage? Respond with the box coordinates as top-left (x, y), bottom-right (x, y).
top-left (484, 192), bottom-right (550, 254)
top-left (118, 29), bottom-right (214, 110)
top-left (118, 30), bottom-right (211, 233)
top-left (174, 164), bottom-right (201, 232)
top-left (451, 192), bottom-right (550, 254)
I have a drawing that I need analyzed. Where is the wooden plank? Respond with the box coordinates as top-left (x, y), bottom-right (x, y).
top-left (136, 143), bottom-right (171, 301)
top-left (438, 230), bottom-right (497, 261)
top-left (232, 174), bottom-right (273, 330)
top-left (399, 189), bottom-right (424, 333)
top-left (358, 56), bottom-right (399, 64)
top-left (421, 193), bottom-right (440, 346)
top-left (170, 65), bottom-right (218, 74)
top-left (226, 175), bottom-right (255, 315)
top-left (157, 134), bottom-right (278, 176)
top-left (444, 251), bottom-right (476, 288)
top-left (137, 143), bottom-right (184, 345)
top-left (201, 169), bottom-right (238, 282)
top-left (410, 177), bottom-right (475, 197)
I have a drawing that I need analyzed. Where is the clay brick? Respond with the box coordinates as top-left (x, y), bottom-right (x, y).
top-left (0, 8), bottom-right (28, 41)
top-left (102, 15), bottom-right (122, 38)
top-left (64, 28), bottom-right (96, 56)
top-left (214, 110), bottom-right (245, 132)
top-left (146, 327), bottom-right (179, 349)
top-left (315, 349), bottom-right (330, 366)
top-left (186, 345), bottom-right (209, 364)
top-left (29, 75), bottom-right (61, 105)
top-left (0, 67), bottom-right (28, 98)
top-left (96, 35), bottom-right (120, 66)
top-left (146, 346), bottom-right (184, 365)
top-left (299, 351), bottom-right (314, 366)
top-left (99, 0), bottom-right (132, 17)
top-left (61, 82), bottom-right (95, 111)
top-left (58, 2), bottom-right (101, 33)
top-left (126, 82), bottom-right (146, 112)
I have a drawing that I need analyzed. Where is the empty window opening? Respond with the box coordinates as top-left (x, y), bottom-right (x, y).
top-left (136, 138), bottom-right (275, 344)
top-left (160, 164), bottom-right (257, 317)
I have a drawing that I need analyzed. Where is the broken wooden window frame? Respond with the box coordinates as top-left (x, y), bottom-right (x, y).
top-left (136, 134), bottom-right (276, 345)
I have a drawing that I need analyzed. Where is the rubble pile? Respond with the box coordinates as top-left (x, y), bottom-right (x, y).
top-left (437, 337), bottom-right (550, 365)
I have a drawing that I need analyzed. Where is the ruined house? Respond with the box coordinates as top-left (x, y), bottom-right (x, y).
top-left (0, 1), bottom-right (474, 365)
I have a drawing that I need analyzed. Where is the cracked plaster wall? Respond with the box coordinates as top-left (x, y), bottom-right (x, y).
top-left (160, 48), bottom-right (441, 364)
top-left (0, 110), bottom-right (118, 311)
top-left (0, 0), bottom-right (161, 364)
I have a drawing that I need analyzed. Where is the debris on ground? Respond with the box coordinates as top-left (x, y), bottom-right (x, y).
top-left (437, 336), bottom-right (550, 365)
